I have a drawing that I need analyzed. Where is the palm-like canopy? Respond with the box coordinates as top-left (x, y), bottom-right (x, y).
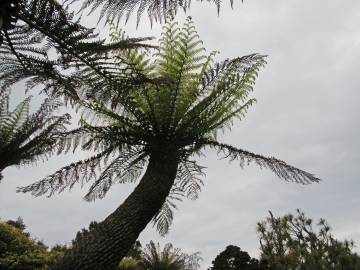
top-left (0, 89), bottom-right (70, 180)
top-left (21, 17), bottom-right (319, 208)
top-left (141, 241), bottom-right (201, 270)
top-left (17, 18), bottom-right (319, 270)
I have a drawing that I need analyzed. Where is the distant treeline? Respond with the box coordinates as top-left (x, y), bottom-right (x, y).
top-left (1, 210), bottom-right (359, 270)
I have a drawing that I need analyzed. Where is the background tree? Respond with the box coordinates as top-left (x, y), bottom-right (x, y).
top-left (127, 241), bottom-right (143, 261)
top-left (141, 241), bottom-right (201, 270)
top-left (208, 245), bottom-right (269, 270)
top-left (6, 217), bottom-right (26, 231)
top-left (257, 209), bottom-right (360, 270)
top-left (0, 89), bottom-right (70, 181)
top-left (118, 257), bottom-right (143, 270)
top-left (0, 219), bottom-right (66, 270)
top-left (18, 17), bottom-right (319, 270)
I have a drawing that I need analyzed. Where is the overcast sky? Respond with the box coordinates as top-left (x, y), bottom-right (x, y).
top-left (1, 0), bottom-right (360, 268)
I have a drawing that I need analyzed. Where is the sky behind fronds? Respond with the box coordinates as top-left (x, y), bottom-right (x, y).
top-left (1, 0), bottom-right (359, 268)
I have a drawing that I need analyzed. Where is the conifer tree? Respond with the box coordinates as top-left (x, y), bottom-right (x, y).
top-left (257, 210), bottom-right (360, 270)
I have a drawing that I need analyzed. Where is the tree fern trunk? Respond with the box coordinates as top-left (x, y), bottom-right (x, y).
top-left (53, 152), bottom-right (179, 270)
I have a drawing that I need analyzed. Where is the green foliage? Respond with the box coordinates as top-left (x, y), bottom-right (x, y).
top-left (208, 245), bottom-right (270, 270)
top-left (6, 217), bottom-right (26, 231)
top-left (257, 210), bottom-right (360, 270)
top-left (0, 89), bottom-right (70, 180)
top-left (0, 219), bottom-right (65, 270)
top-left (117, 240), bottom-right (201, 270)
top-left (118, 257), bottom-right (143, 270)
top-left (141, 241), bottom-right (202, 270)
top-left (19, 17), bottom-right (318, 236)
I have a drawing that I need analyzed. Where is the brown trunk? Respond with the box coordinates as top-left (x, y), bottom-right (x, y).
top-left (52, 151), bottom-right (179, 270)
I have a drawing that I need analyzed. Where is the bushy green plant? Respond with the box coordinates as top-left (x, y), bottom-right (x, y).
top-left (257, 210), bottom-right (360, 270)
top-left (0, 219), bottom-right (65, 270)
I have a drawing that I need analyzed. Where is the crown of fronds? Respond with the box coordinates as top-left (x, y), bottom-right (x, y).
top-left (18, 17), bottom-right (320, 235)
top-left (141, 241), bottom-right (202, 270)
top-left (0, 0), bottom-right (155, 104)
top-left (0, 89), bottom-right (70, 180)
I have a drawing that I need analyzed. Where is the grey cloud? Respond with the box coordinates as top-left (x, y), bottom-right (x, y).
top-left (1, 0), bottom-right (360, 268)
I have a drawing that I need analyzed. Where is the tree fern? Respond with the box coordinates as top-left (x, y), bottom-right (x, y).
top-left (0, 89), bottom-right (70, 180)
top-left (19, 18), bottom-right (320, 238)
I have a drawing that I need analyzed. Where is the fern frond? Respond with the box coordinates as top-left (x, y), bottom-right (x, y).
top-left (14, 113), bottom-right (71, 165)
top-left (84, 148), bottom-right (147, 201)
top-left (152, 200), bottom-right (176, 236)
top-left (17, 149), bottom-right (113, 196)
top-left (1, 0), bottom-right (156, 104)
top-left (0, 95), bottom-right (30, 144)
top-left (0, 91), bottom-right (70, 176)
top-left (73, 0), bottom-right (242, 26)
top-left (110, 27), bottom-right (156, 75)
top-left (176, 54), bottom-right (266, 138)
top-left (152, 159), bottom-right (204, 235)
top-left (174, 159), bottom-right (204, 200)
top-left (205, 140), bottom-right (321, 184)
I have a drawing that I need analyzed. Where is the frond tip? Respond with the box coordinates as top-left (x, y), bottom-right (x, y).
top-left (74, 0), bottom-right (242, 26)
top-left (206, 141), bottom-right (321, 184)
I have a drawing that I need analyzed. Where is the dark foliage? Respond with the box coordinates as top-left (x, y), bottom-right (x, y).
top-left (208, 245), bottom-right (270, 270)
top-left (6, 217), bottom-right (26, 231)
top-left (72, 221), bottom-right (99, 246)
top-left (257, 210), bottom-right (360, 270)
top-left (0, 0), bottom-right (19, 40)
top-left (0, 0), bottom-right (156, 105)
top-left (127, 240), bottom-right (143, 260)
top-left (74, 0), bottom-right (244, 26)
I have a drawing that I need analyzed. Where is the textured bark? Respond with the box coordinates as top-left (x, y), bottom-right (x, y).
top-left (52, 151), bottom-right (179, 270)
